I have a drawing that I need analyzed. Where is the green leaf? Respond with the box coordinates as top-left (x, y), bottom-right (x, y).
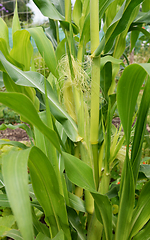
top-left (12, 0), bottom-right (21, 36)
top-left (2, 147), bottom-right (71, 240)
top-left (115, 155), bottom-right (135, 240)
top-left (32, 208), bottom-right (50, 238)
top-left (132, 219), bottom-right (150, 240)
top-left (0, 215), bottom-right (15, 230)
top-left (131, 77), bottom-right (150, 182)
top-left (73, 0), bottom-right (82, 27)
top-left (117, 64), bottom-right (147, 144)
top-left (113, 4), bottom-right (140, 59)
top-left (130, 30), bottom-right (140, 53)
top-left (101, 61), bottom-right (112, 99)
top-left (94, 0), bottom-right (143, 56)
top-left (68, 192), bottom-right (85, 212)
top-left (34, 111), bottom-right (63, 196)
top-left (36, 230), bottom-right (64, 240)
top-left (0, 226), bottom-right (11, 237)
top-left (100, 56), bottom-right (123, 69)
top-left (55, 38), bottom-right (66, 61)
top-left (2, 149), bottom-right (34, 240)
top-left (139, 164), bottom-right (150, 179)
top-left (63, 152), bottom-right (95, 191)
top-left (80, 13), bottom-right (90, 46)
top-left (116, 63), bottom-right (150, 240)
top-left (27, 27), bottom-right (58, 78)
top-left (104, 0), bottom-right (142, 53)
top-left (129, 181), bottom-right (150, 238)
top-left (133, 10), bottom-right (150, 25)
top-left (130, 26), bottom-right (150, 40)
top-left (10, 30), bottom-right (33, 71)
top-left (45, 24), bottom-right (57, 49)
top-left (0, 194), bottom-right (10, 208)
top-left (29, 147), bottom-right (71, 240)
top-left (92, 193), bottom-right (112, 240)
top-left (0, 18), bottom-right (9, 50)
top-left (0, 40), bottom-right (23, 70)
top-left (3, 72), bottom-right (39, 113)
top-left (99, 0), bottom-right (117, 20)
top-left (4, 229), bottom-right (23, 240)
top-left (33, 0), bottom-right (65, 21)
top-left (142, 0), bottom-right (150, 12)
top-left (63, 152), bottom-right (112, 240)
top-left (0, 52), bottom-right (80, 142)
top-left (36, 232), bottom-right (51, 240)
top-left (0, 92), bottom-right (61, 152)
top-left (67, 207), bottom-right (86, 240)
top-left (0, 140), bottom-right (28, 150)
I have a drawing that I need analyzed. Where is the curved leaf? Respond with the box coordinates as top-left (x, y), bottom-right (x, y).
top-left (104, 0), bottom-right (142, 53)
top-left (0, 52), bottom-right (81, 142)
top-left (62, 152), bottom-right (112, 240)
top-left (4, 229), bottom-right (23, 240)
top-left (2, 149), bottom-right (34, 240)
top-left (2, 146), bottom-right (71, 240)
top-left (12, 0), bottom-right (21, 35)
top-left (36, 230), bottom-right (64, 240)
top-left (0, 92), bottom-right (61, 152)
top-left (33, 0), bottom-right (65, 21)
top-left (0, 18), bottom-right (9, 50)
top-left (115, 155), bottom-right (135, 240)
top-left (142, 0), bottom-right (150, 12)
top-left (0, 194), bottom-right (10, 208)
top-left (10, 30), bottom-right (33, 71)
top-left (133, 11), bottom-right (150, 25)
top-left (93, 0), bottom-right (143, 56)
top-left (0, 39), bottom-right (23, 70)
top-left (99, 0), bottom-right (117, 20)
top-left (27, 27), bottom-right (58, 78)
top-left (29, 147), bottom-right (71, 240)
top-left (67, 208), bottom-right (86, 240)
top-left (0, 140), bottom-right (28, 150)
top-left (132, 219), bottom-right (150, 240)
top-left (131, 77), bottom-right (150, 182)
top-left (117, 64), bottom-right (147, 144)
top-left (129, 181), bottom-right (150, 238)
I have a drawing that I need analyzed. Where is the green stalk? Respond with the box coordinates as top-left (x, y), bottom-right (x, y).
top-left (90, 0), bottom-right (100, 189)
top-left (87, 1), bottom-right (103, 239)
top-left (65, 0), bottom-right (71, 22)
top-left (55, 20), bottom-right (60, 45)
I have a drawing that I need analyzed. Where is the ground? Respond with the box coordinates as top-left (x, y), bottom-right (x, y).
top-left (0, 118), bottom-right (149, 142)
top-left (0, 121), bottom-right (30, 142)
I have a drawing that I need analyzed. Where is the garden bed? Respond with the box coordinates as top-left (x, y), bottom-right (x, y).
top-left (0, 121), bottom-right (30, 141)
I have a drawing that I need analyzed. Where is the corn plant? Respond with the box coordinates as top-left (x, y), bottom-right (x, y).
top-left (0, 0), bottom-right (150, 239)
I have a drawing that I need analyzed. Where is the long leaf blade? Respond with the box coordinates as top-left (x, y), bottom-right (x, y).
top-left (0, 92), bottom-right (61, 152)
top-left (2, 149), bottom-right (34, 240)
top-left (27, 27), bottom-right (58, 77)
top-left (29, 147), bottom-right (71, 240)
top-left (62, 152), bottom-right (112, 240)
top-left (0, 51), bottom-right (80, 142)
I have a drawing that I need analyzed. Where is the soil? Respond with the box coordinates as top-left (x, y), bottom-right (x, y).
top-left (0, 121), bottom-right (30, 142)
top-left (0, 117), bottom-right (149, 142)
